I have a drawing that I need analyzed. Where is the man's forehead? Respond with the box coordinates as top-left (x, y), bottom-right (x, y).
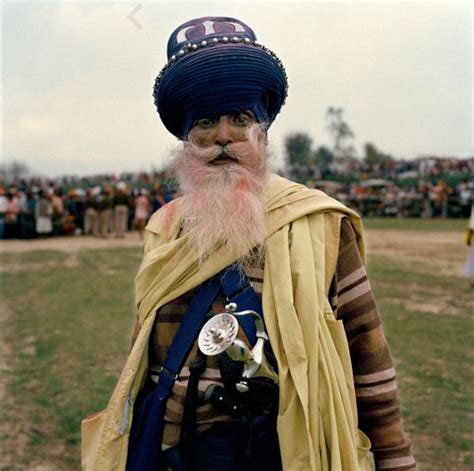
top-left (194, 110), bottom-right (255, 120)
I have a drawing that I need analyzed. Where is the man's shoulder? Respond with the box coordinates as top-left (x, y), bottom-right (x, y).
top-left (267, 174), bottom-right (353, 218)
top-left (146, 198), bottom-right (181, 236)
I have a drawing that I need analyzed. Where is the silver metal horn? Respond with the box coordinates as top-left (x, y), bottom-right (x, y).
top-left (198, 312), bottom-right (239, 356)
top-left (198, 302), bottom-right (278, 390)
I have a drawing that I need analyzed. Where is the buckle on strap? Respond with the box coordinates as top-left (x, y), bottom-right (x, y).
top-left (159, 365), bottom-right (179, 380)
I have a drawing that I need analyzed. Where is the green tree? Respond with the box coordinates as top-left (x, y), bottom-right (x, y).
top-left (363, 142), bottom-right (393, 165)
top-left (0, 160), bottom-right (30, 181)
top-left (313, 146), bottom-right (334, 167)
top-left (284, 132), bottom-right (313, 166)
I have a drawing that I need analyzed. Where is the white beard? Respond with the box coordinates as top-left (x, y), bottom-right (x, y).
top-left (170, 123), bottom-right (270, 263)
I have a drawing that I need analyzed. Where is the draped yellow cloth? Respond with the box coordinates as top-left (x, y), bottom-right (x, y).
top-left (81, 174), bottom-right (371, 470)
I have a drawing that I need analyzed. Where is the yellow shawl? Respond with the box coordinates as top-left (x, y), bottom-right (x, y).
top-left (81, 174), bottom-right (371, 470)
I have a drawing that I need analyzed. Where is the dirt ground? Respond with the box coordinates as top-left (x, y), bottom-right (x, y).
top-left (364, 229), bottom-right (467, 277)
top-left (0, 229), bottom-right (467, 276)
top-left (0, 233), bottom-right (143, 253)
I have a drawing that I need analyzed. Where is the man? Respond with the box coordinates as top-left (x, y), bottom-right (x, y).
top-left (113, 182), bottom-right (130, 238)
top-left (97, 187), bottom-right (114, 238)
top-left (81, 17), bottom-right (415, 471)
top-left (84, 187), bottom-right (100, 237)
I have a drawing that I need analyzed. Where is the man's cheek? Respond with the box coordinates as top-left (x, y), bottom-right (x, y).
top-left (189, 134), bottom-right (208, 148)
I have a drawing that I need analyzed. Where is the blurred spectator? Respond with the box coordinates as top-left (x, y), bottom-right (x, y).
top-left (134, 189), bottom-right (151, 240)
top-left (5, 191), bottom-right (21, 238)
top-left (0, 187), bottom-right (7, 239)
top-left (418, 179), bottom-right (432, 219)
top-left (114, 182), bottom-right (130, 239)
top-left (458, 180), bottom-right (472, 218)
top-left (35, 190), bottom-right (53, 237)
top-left (432, 180), bottom-right (449, 218)
top-left (20, 190), bottom-right (37, 239)
top-left (464, 205), bottom-right (474, 286)
top-left (84, 188), bottom-right (100, 237)
top-left (97, 188), bottom-right (113, 238)
top-left (65, 189), bottom-right (85, 235)
top-left (151, 183), bottom-right (172, 213)
top-left (51, 189), bottom-right (65, 236)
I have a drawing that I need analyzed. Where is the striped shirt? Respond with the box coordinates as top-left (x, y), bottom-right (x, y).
top-left (133, 217), bottom-right (416, 470)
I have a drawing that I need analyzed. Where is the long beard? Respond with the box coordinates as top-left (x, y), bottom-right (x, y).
top-left (170, 123), bottom-right (270, 263)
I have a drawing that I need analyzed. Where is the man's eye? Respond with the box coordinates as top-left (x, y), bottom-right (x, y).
top-left (194, 118), bottom-right (216, 129)
top-left (233, 112), bottom-right (253, 126)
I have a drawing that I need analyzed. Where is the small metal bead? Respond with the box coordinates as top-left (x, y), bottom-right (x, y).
top-left (222, 36), bottom-right (229, 42)
top-left (201, 40), bottom-right (208, 46)
top-left (171, 55), bottom-right (177, 61)
top-left (185, 42), bottom-right (192, 49)
top-left (232, 36), bottom-right (239, 42)
top-left (212, 37), bottom-right (219, 43)
top-left (192, 44), bottom-right (198, 50)
top-left (178, 49), bottom-right (185, 56)
top-left (244, 38), bottom-right (251, 44)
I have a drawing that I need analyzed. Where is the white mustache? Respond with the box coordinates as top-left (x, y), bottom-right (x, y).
top-left (207, 147), bottom-right (241, 164)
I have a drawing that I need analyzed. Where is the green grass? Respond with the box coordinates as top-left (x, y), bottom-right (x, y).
top-left (367, 255), bottom-right (473, 470)
top-left (363, 217), bottom-right (468, 232)
top-left (0, 240), bottom-right (472, 469)
top-left (0, 248), bottom-right (143, 468)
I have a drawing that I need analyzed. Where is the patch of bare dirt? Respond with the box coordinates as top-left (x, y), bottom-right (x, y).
top-left (0, 233), bottom-right (143, 254)
top-left (365, 229), bottom-right (466, 277)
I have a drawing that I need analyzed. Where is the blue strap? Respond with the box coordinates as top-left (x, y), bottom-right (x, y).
top-left (161, 275), bottom-right (221, 382)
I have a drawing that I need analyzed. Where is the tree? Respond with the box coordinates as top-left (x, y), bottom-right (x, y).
top-left (313, 146), bottom-right (334, 179)
top-left (325, 107), bottom-right (356, 159)
top-left (0, 160), bottom-right (30, 181)
top-left (313, 146), bottom-right (334, 167)
top-left (284, 133), bottom-right (313, 166)
top-left (363, 142), bottom-right (393, 165)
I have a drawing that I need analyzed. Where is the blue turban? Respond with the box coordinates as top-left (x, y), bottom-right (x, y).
top-left (153, 16), bottom-right (288, 139)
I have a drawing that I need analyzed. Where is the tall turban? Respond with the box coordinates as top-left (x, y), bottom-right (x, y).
top-left (153, 16), bottom-right (288, 139)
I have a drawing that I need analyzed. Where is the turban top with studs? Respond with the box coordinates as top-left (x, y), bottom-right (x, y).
top-left (153, 16), bottom-right (288, 139)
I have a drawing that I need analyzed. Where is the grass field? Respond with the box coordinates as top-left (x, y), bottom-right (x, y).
top-left (0, 218), bottom-right (472, 470)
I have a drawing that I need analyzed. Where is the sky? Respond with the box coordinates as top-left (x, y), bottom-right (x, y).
top-left (1, 0), bottom-right (473, 177)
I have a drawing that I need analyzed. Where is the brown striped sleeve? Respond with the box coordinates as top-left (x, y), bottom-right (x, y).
top-left (332, 217), bottom-right (416, 470)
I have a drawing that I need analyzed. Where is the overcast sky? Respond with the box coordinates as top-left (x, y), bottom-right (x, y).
top-left (2, 0), bottom-right (473, 177)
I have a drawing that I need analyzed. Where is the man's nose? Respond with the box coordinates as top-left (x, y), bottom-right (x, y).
top-left (214, 117), bottom-right (234, 146)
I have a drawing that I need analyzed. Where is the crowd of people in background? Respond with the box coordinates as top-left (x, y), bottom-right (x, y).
top-left (307, 178), bottom-right (473, 219)
top-left (0, 155), bottom-right (472, 240)
top-left (289, 156), bottom-right (473, 219)
top-left (0, 172), bottom-right (176, 240)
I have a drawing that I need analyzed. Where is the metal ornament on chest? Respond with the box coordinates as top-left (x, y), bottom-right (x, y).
top-left (198, 302), bottom-right (278, 392)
